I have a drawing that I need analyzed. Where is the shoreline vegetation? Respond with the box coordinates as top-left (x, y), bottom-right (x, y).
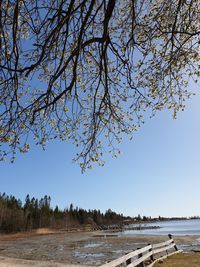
top-left (0, 193), bottom-right (199, 234)
top-left (154, 253), bottom-right (200, 267)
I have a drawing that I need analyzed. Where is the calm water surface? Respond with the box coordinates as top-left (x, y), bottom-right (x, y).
top-left (122, 219), bottom-right (200, 235)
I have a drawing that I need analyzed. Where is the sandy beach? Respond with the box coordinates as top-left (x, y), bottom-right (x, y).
top-left (0, 256), bottom-right (91, 267)
top-left (0, 230), bottom-right (200, 266)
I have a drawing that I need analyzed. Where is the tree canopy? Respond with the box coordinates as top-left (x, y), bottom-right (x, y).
top-left (0, 0), bottom-right (199, 170)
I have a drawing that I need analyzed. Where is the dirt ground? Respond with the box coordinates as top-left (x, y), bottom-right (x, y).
top-left (0, 230), bottom-right (200, 266)
top-left (0, 256), bottom-right (92, 267)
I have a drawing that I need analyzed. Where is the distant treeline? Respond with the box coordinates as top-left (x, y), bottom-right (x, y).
top-left (0, 193), bottom-right (127, 233)
top-left (0, 193), bottom-right (198, 233)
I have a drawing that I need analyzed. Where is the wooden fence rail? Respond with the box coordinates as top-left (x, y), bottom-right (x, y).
top-left (100, 234), bottom-right (182, 267)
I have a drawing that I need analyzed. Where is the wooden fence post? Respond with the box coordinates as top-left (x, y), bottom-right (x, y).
top-left (137, 248), bottom-right (144, 267)
top-left (168, 234), bottom-right (178, 251)
top-left (125, 252), bottom-right (131, 266)
top-left (148, 243), bottom-right (154, 262)
top-left (168, 234), bottom-right (172, 239)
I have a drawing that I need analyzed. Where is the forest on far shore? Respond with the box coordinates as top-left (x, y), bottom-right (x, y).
top-left (0, 193), bottom-right (132, 233)
top-left (1, 193), bottom-right (197, 234)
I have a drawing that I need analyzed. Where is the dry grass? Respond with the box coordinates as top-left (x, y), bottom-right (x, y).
top-left (154, 252), bottom-right (200, 267)
top-left (0, 228), bottom-right (61, 241)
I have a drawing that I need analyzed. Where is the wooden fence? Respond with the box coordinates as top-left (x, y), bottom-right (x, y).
top-left (100, 234), bottom-right (182, 267)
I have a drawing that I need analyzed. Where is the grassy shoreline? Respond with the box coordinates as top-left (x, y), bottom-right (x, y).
top-left (154, 252), bottom-right (200, 266)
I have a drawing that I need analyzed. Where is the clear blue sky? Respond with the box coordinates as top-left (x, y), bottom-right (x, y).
top-left (1, 84), bottom-right (200, 218)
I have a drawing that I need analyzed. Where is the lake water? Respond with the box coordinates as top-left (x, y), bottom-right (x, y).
top-left (122, 219), bottom-right (200, 236)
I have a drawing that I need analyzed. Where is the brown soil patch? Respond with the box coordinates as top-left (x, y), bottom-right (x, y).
top-left (0, 256), bottom-right (90, 267)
